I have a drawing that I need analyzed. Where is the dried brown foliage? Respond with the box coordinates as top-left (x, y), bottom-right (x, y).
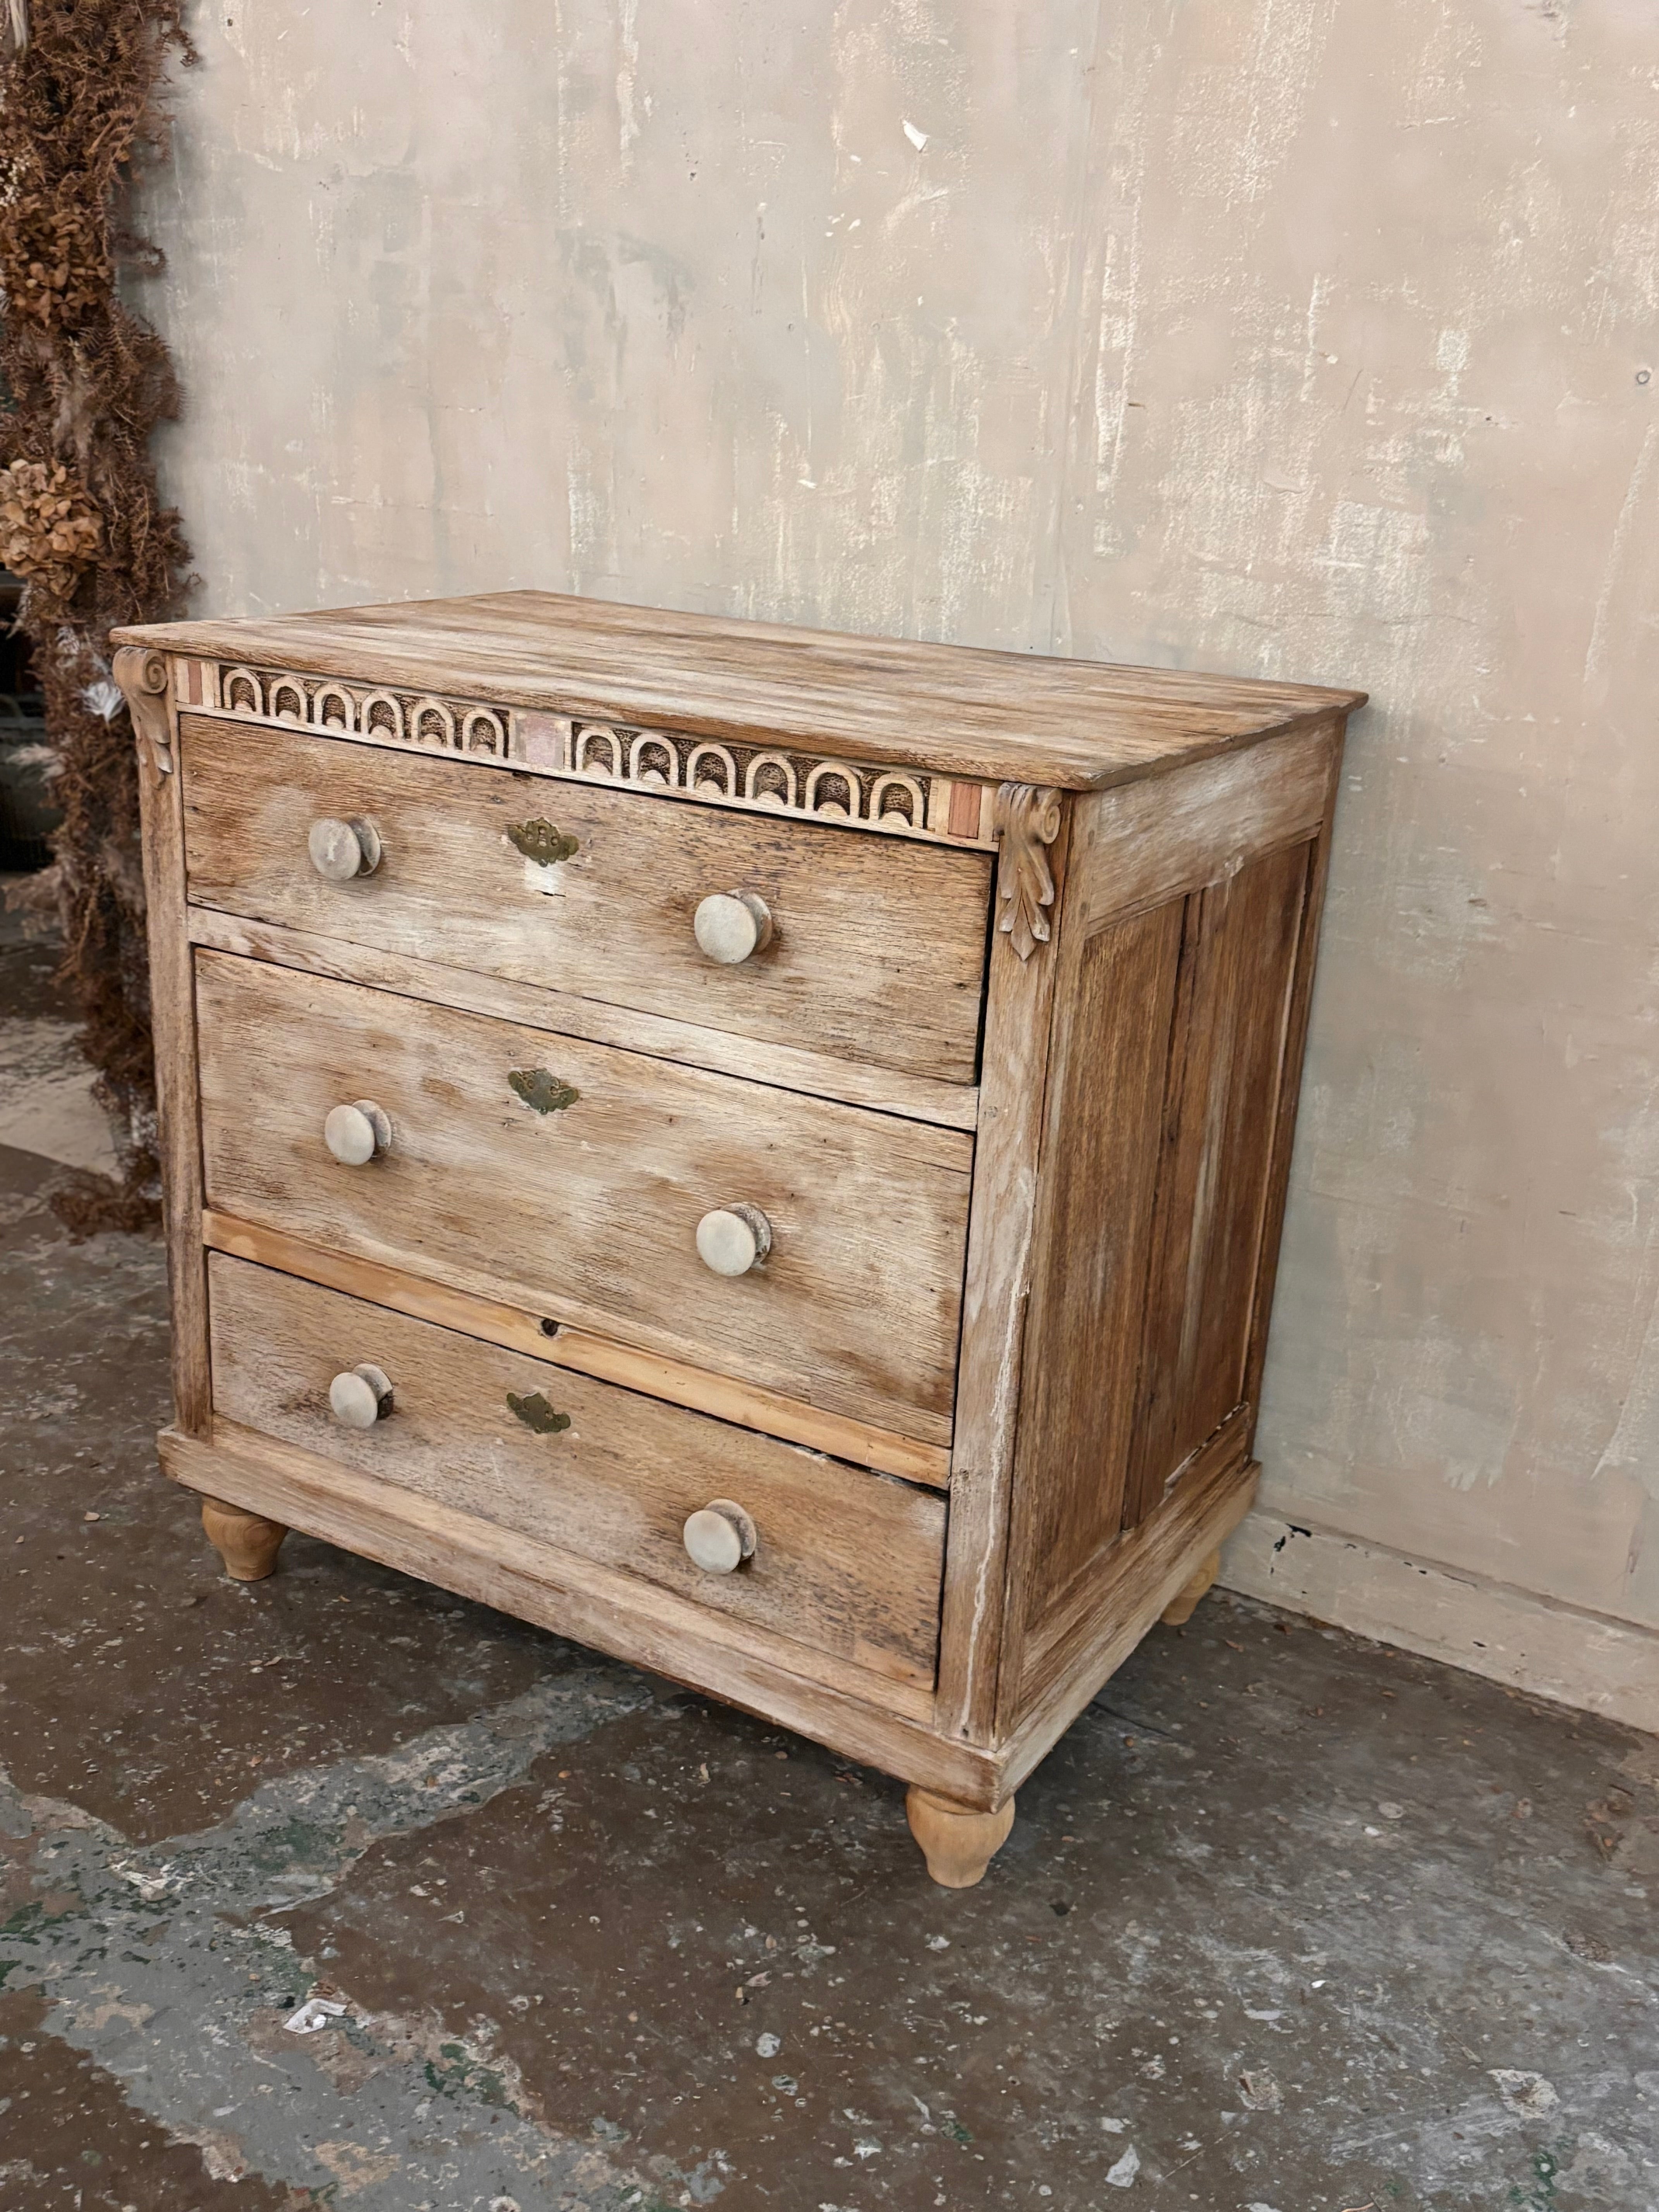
top-left (0, 179), bottom-right (110, 326)
top-left (0, 454), bottom-right (101, 598)
top-left (0, 0), bottom-right (195, 1230)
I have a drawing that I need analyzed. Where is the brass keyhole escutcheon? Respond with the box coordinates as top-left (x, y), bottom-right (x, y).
top-left (508, 1068), bottom-right (580, 1115)
top-left (508, 1390), bottom-right (571, 1435)
top-left (508, 819), bottom-right (580, 865)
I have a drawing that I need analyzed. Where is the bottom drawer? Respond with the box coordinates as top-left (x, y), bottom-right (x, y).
top-left (207, 1254), bottom-right (946, 1691)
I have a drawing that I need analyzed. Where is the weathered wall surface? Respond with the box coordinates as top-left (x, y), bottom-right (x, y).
top-left (142, 0), bottom-right (1659, 1724)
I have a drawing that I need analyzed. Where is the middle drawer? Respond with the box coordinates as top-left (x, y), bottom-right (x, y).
top-left (194, 950), bottom-right (973, 1448)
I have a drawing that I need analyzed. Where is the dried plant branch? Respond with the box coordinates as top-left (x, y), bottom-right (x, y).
top-left (0, 0), bottom-right (194, 1229)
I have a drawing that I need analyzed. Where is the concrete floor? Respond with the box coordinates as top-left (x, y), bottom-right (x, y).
top-left (2, 908), bottom-right (1657, 2211)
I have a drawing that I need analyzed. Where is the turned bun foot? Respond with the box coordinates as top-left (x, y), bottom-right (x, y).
top-left (1161, 1545), bottom-right (1223, 1626)
top-left (906, 1786), bottom-right (1016, 1888)
top-left (201, 1496), bottom-right (288, 1582)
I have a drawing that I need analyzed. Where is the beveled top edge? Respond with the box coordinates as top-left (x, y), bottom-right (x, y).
top-left (113, 589), bottom-right (1366, 791)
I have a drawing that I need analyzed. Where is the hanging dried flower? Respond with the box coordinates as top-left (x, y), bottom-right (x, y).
top-left (0, 456), bottom-right (103, 603)
top-left (0, 184), bottom-right (111, 327)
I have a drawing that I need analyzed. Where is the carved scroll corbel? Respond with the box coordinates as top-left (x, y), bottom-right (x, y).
top-left (993, 783), bottom-right (1063, 960)
top-left (113, 645), bottom-right (173, 777)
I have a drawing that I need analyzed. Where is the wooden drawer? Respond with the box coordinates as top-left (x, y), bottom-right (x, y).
top-left (208, 1254), bottom-right (946, 1691)
top-left (194, 950), bottom-right (973, 1447)
top-left (179, 715), bottom-right (992, 1087)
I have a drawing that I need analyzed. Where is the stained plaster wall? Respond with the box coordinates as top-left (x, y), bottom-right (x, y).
top-left (139, 1), bottom-right (1659, 1727)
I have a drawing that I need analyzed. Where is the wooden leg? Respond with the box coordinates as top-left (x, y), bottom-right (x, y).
top-left (201, 1495), bottom-right (287, 1582)
top-left (1161, 1545), bottom-right (1223, 1626)
top-left (906, 1786), bottom-right (1016, 1889)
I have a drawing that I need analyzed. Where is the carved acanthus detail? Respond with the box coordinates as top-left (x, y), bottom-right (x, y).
top-left (994, 783), bottom-right (1063, 960)
top-left (114, 644), bottom-right (173, 777)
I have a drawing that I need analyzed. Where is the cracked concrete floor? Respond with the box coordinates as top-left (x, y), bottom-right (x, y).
top-left (2, 916), bottom-right (1658, 2210)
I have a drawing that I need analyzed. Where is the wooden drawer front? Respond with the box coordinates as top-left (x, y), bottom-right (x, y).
top-left (195, 951), bottom-right (972, 1447)
top-left (179, 716), bottom-right (991, 1087)
top-left (208, 1255), bottom-right (946, 1690)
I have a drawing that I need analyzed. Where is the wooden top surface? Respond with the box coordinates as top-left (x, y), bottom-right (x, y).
top-left (115, 590), bottom-right (1365, 790)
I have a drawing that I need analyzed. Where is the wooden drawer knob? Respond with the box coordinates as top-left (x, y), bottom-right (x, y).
top-left (308, 815), bottom-right (382, 881)
top-left (328, 1362), bottom-right (393, 1427)
top-left (696, 1202), bottom-right (772, 1277)
top-left (682, 1498), bottom-right (757, 1574)
top-left (323, 1099), bottom-right (391, 1165)
top-left (693, 890), bottom-right (772, 964)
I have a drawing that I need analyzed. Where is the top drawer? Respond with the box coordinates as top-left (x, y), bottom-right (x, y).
top-left (179, 716), bottom-right (992, 1087)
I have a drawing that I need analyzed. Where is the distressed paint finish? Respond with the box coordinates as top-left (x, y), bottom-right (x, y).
top-left (139, 1), bottom-right (1659, 1695)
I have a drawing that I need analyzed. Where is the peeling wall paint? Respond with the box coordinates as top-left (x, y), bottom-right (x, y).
top-left (140, 0), bottom-right (1659, 1700)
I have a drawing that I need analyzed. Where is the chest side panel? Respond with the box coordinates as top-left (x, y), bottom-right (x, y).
top-left (1121, 836), bottom-right (1313, 1525)
top-left (1008, 902), bottom-right (1189, 1569)
top-left (999, 720), bottom-right (1344, 1721)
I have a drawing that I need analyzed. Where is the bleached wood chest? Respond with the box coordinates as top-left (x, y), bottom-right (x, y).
top-left (114, 593), bottom-right (1362, 1886)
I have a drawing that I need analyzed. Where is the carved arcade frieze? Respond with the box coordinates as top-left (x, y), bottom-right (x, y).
top-left (206, 663), bottom-right (998, 851)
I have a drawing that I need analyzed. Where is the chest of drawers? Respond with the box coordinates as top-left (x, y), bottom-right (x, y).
top-left (114, 593), bottom-right (1361, 1887)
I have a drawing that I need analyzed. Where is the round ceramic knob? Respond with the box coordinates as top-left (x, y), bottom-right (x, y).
top-left (323, 1099), bottom-right (391, 1165)
top-left (696, 1202), bottom-right (772, 1277)
top-left (328, 1363), bottom-right (393, 1428)
top-left (693, 890), bottom-right (773, 964)
top-left (682, 1499), bottom-right (758, 1574)
top-left (308, 816), bottom-right (382, 882)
